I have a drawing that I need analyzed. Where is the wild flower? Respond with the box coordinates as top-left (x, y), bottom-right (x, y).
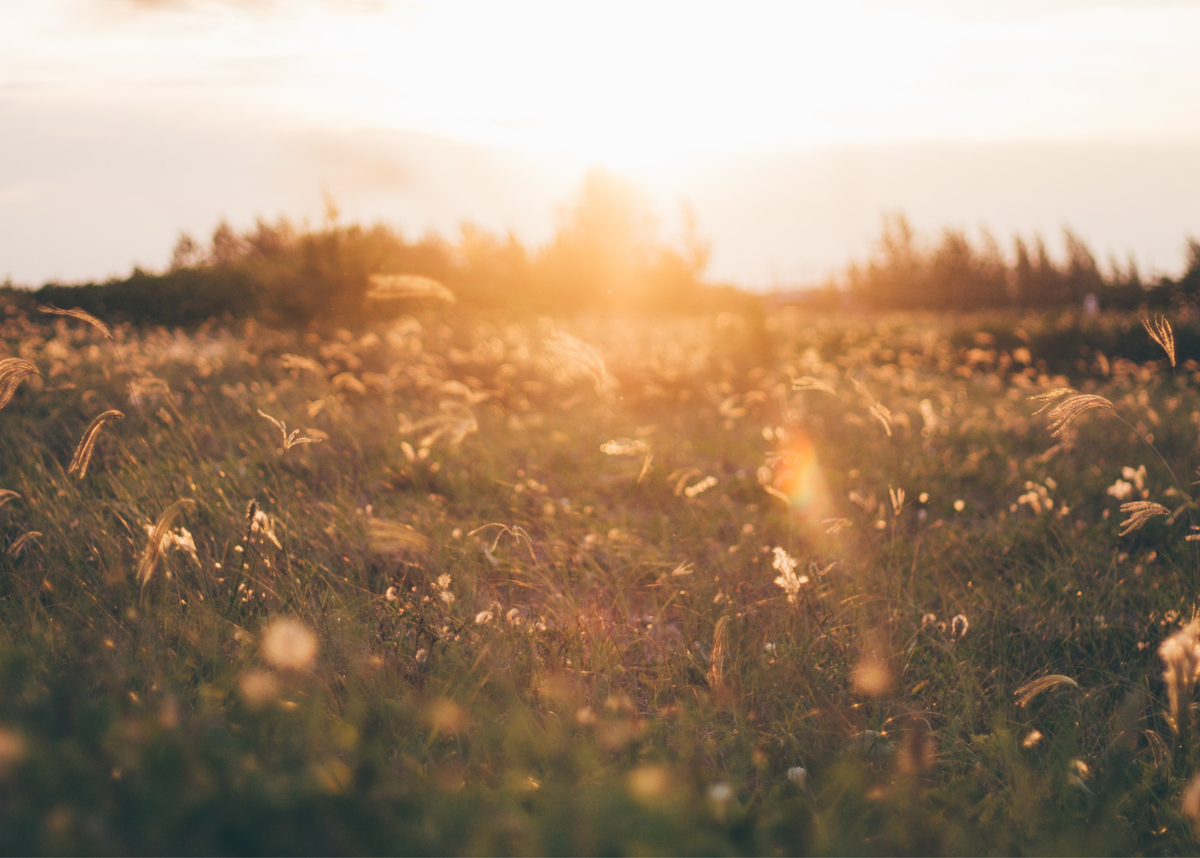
top-left (260, 617), bottom-right (318, 671)
top-left (1106, 479), bottom-right (1134, 500)
top-left (137, 500), bottom-right (195, 589)
top-left (67, 409), bottom-right (123, 479)
top-left (953, 499), bottom-right (965, 512)
top-left (786, 766), bottom-right (807, 787)
top-left (772, 547), bottom-right (808, 605)
top-left (143, 523), bottom-right (200, 567)
top-left (238, 670), bottom-right (281, 709)
top-left (474, 610), bottom-right (493, 626)
top-left (950, 614), bottom-right (969, 640)
top-left (1158, 620), bottom-right (1200, 735)
top-left (250, 509), bottom-right (283, 548)
top-left (1022, 730), bottom-right (1044, 748)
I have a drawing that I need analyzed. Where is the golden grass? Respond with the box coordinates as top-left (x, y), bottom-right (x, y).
top-left (66, 409), bottom-right (124, 479)
top-left (137, 499), bottom-right (195, 590)
top-left (0, 358), bottom-right (37, 411)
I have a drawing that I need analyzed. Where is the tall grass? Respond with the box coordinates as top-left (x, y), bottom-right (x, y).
top-left (0, 297), bottom-right (1199, 852)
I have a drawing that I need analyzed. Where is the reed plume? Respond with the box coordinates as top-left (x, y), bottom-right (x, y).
top-left (137, 500), bottom-right (195, 590)
top-left (1143, 315), bottom-right (1176, 367)
top-left (1045, 393), bottom-right (1115, 436)
top-left (38, 304), bottom-right (113, 341)
top-left (0, 358), bottom-right (37, 411)
top-left (544, 330), bottom-right (612, 394)
top-left (67, 410), bottom-right (124, 479)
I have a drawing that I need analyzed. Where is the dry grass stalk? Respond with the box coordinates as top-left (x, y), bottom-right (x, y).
top-left (544, 330), bottom-right (612, 393)
top-left (399, 400), bottom-right (478, 448)
top-left (7, 531), bottom-right (41, 558)
top-left (868, 402), bottom-right (893, 436)
top-left (0, 358), bottom-right (38, 411)
top-left (1143, 315), bottom-right (1176, 367)
top-left (137, 500), bottom-right (195, 589)
top-left (0, 490), bottom-right (20, 511)
top-left (1045, 393), bottom-right (1115, 436)
top-left (38, 304), bottom-right (114, 341)
top-left (67, 410), bottom-right (124, 479)
top-left (1014, 674), bottom-right (1079, 707)
top-left (1027, 387), bottom-right (1074, 414)
top-left (367, 518), bottom-right (429, 554)
top-left (1159, 620), bottom-right (1200, 737)
top-left (257, 410), bottom-right (324, 452)
top-left (1118, 501), bottom-right (1170, 536)
top-left (707, 615), bottom-right (730, 693)
top-left (889, 486), bottom-right (905, 516)
top-left (792, 377), bottom-right (836, 395)
top-left (367, 273), bottom-right (456, 303)
top-left (823, 517), bottom-right (853, 534)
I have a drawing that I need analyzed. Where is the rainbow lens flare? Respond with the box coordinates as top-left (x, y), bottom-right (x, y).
top-left (771, 430), bottom-right (832, 540)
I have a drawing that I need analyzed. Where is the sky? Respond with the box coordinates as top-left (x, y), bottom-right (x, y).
top-left (2, 0), bottom-right (1200, 288)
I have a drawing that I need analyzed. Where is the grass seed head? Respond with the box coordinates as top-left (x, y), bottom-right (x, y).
top-left (1045, 393), bottom-right (1115, 436)
top-left (1014, 674), bottom-right (1079, 707)
top-left (67, 409), bottom-right (124, 479)
top-left (1118, 501), bottom-right (1170, 536)
top-left (137, 500), bottom-right (195, 589)
top-left (38, 304), bottom-right (114, 341)
top-left (1143, 315), bottom-right (1176, 367)
top-left (0, 358), bottom-right (38, 411)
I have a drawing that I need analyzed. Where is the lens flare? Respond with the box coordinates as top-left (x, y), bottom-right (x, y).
top-left (770, 430), bottom-right (832, 539)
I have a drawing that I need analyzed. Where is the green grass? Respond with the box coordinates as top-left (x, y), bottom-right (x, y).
top-left (0, 302), bottom-right (1198, 854)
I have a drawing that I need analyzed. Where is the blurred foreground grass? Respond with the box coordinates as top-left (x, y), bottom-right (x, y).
top-left (1, 301), bottom-right (1200, 854)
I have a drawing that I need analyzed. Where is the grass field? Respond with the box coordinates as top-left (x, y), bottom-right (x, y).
top-left (2, 298), bottom-right (1200, 854)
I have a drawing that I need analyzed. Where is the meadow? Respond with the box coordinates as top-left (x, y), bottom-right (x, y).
top-left (1, 294), bottom-right (1200, 854)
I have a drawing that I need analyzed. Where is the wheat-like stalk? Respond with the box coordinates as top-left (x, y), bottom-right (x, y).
top-left (38, 304), bottom-right (114, 341)
top-left (707, 615), bottom-right (730, 693)
top-left (1143, 315), bottom-right (1176, 367)
top-left (0, 358), bottom-right (38, 411)
top-left (1045, 393), bottom-right (1115, 436)
top-left (137, 500), bottom-right (195, 589)
top-left (7, 531), bottom-right (41, 557)
top-left (1118, 501), bottom-right (1170, 536)
top-left (0, 489), bottom-right (20, 511)
top-left (1014, 674), bottom-right (1079, 707)
top-left (67, 410), bottom-right (124, 479)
